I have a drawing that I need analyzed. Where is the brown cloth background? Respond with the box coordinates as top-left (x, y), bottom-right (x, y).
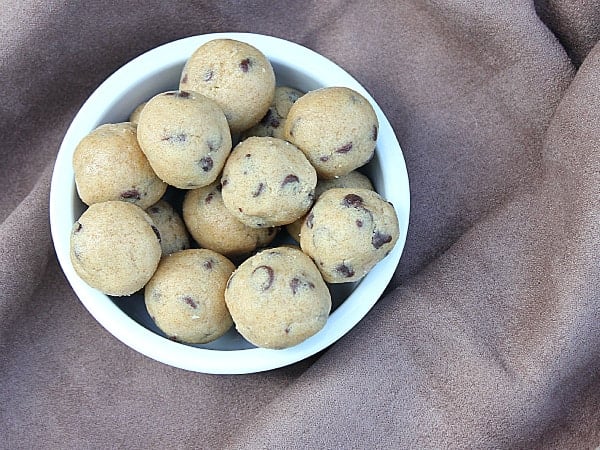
top-left (1, 1), bottom-right (599, 448)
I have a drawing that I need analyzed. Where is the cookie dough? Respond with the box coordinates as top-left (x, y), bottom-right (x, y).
top-left (225, 246), bottom-right (331, 349)
top-left (300, 188), bottom-right (399, 283)
top-left (145, 199), bottom-right (191, 256)
top-left (180, 38), bottom-right (276, 133)
top-left (183, 180), bottom-right (278, 257)
top-left (129, 101), bottom-right (146, 125)
top-left (70, 201), bottom-right (162, 296)
top-left (284, 87), bottom-right (379, 179)
top-left (136, 90), bottom-right (232, 189)
top-left (72, 122), bottom-right (167, 209)
top-left (145, 249), bottom-right (235, 344)
top-left (221, 136), bottom-right (317, 228)
top-left (241, 86), bottom-right (303, 140)
top-left (286, 170), bottom-right (374, 242)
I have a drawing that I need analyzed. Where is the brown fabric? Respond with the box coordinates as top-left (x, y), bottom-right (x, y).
top-left (1, 1), bottom-right (599, 448)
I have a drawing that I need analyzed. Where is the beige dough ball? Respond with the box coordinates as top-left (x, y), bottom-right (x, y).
top-left (225, 246), bottom-right (331, 349)
top-left (182, 180), bottom-right (277, 257)
top-left (284, 87), bottom-right (379, 179)
top-left (180, 39), bottom-right (276, 133)
top-left (221, 136), bottom-right (317, 228)
top-left (128, 101), bottom-right (146, 125)
top-left (286, 170), bottom-right (374, 242)
top-left (145, 249), bottom-right (235, 344)
top-left (137, 90), bottom-right (232, 189)
top-left (145, 199), bottom-right (191, 256)
top-left (70, 201), bottom-right (162, 296)
top-left (300, 188), bottom-right (399, 283)
top-left (72, 122), bottom-right (167, 209)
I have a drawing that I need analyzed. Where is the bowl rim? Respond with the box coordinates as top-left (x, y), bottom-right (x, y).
top-left (49, 32), bottom-right (410, 374)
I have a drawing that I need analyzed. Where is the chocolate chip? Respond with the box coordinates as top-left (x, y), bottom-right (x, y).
top-left (260, 108), bottom-right (280, 128)
top-left (252, 182), bottom-right (265, 197)
top-left (221, 178), bottom-right (228, 187)
top-left (207, 135), bottom-right (222, 152)
top-left (335, 143), bottom-right (353, 154)
top-left (203, 259), bottom-right (213, 270)
top-left (121, 189), bottom-right (141, 200)
top-left (203, 70), bottom-right (213, 82)
top-left (162, 133), bottom-right (187, 143)
top-left (199, 156), bottom-right (213, 172)
top-left (252, 265), bottom-right (274, 291)
top-left (372, 231), bottom-right (392, 249)
top-left (285, 327), bottom-right (290, 334)
top-left (342, 193), bottom-right (364, 208)
top-left (183, 296), bottom-right (198, 309)
top-left (319, 155), bottom-right (330, 162)
top-left (290, 277), bottom-right (315, 295)
top-left (151, 225), bottom-right (161, 242)
top-left (74, 222), bottom-right (82, 232)
top-left (245, 153), bottom-right (252, 158)
top-left (372, 125), bottom-right (378, 141)
top-left (238, 207), bottom-right (243, 212)
top-left (181, 73), bottom-right (188, 84)
top-left (335, 263), bottom-right (355, 278)
top-left (281, 174), bottom-right (299, 187)
top-left (356, 219), bottom-right (363, 228)
top-left (205, 193), bottom-right (214, 204)
top-left (306, 212), bottom-right (314, 229)
top-left (178, 91), bottom-right (191, 98)
top-left (168, 335), bottom-right (180, 342)
top-left (239, 58), bottom-right (251, 72)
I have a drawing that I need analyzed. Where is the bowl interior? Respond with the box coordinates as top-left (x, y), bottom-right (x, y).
top-left (50, 33), bottom-right (410, 373)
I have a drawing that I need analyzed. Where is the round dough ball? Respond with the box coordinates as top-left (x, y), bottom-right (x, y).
top-left (286, 170), bottom-right (374, 242)
top-left (70, 201), bottom-right (162, 296)
top-left (72, 122), bottom-right (167, 209)
top-left (145, 199), bottom-right (191, 256)
top-left (300, 188), bottom-right (399, 283)
top-left (284, 87), bottom-right (379, 179)
top-left (221, 136), bottom-right (317, 228)
top-left (180, 39), bottom-right (276, 133)
top-left (145, 249), bottom-right (235, 344)
top-left (182, 180), bottom-right (277, 257)
top-left (225, 246), bottom-right (331, 349)
top-left (129, 101), bottom-right (146, 125)
top-left (137, 90), bottom-right (232, 189)
top-left (241, 86), bottom-right (303, 140)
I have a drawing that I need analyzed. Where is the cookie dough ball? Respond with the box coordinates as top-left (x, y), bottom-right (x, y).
top-left (221, 136), bottom-right (317, 228)
top-left (225, 246), bottom-right (331, 349)
top-left (180, 39), bottom-right (276, 133)
top-left (284, 87), bottom-right (379, 179)
top-left (300, 188), bottom-right (399, 283)
top-left (137, 90), bottom-right (232, 189)
top-left (129, 101), bottom-right (146, 125)
top-left (145, 249), bottom-right (235, 344)
top-left (241, 86), bottom-right (303, 140)
top-left (286, 170), bottom-right (374, 242)
top-left (183, 180), bottom-right (277, 257)
top-left (70, 201), bottom-right (162, 296)
top-left (145, 199), bottom-right (191, 256)
top-left (73, 122), bottom-right (167, 209)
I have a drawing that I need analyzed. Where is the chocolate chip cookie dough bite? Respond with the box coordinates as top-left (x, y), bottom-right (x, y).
top-left (145, 249), bottom-right (235, 344)
top-left (136, 90), bottom-right (232, 189)
top-left (145, 199), bottom-right (191, 256)
top-left (72, 122), bottom-right (167, 209)
top-left (241, 86), bottom-right (303, 140)
top-left (128, 101), bottom-right (146, 125)
top-left (70, 201), bottom-right (162, 296)
top-left (300, 188), bottom-right (399, 283)
top-left (220, 136), bottom-right (317, 228)
top-left (286, 170), bottom-right (375, 242)
top-left (182, 180), bottom-right (277, 258)
top-left (225, 246), bottom-right (331, 349)
top-left (284, 87), bottom-right (379, 179)
top-left (180, 39), bottom-right (276, 134)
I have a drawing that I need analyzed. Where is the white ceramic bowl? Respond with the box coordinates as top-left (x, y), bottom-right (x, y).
top-left (50, 32), bottom-right (410, 374)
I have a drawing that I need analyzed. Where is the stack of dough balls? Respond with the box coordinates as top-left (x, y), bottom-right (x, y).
top-left (69, 38), bottom-right (399, 350)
